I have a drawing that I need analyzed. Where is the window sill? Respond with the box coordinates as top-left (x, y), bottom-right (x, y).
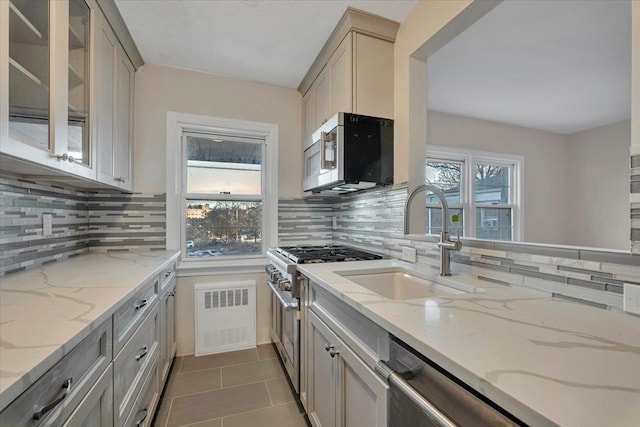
top-left (177, 256), bottom-right (267, 277)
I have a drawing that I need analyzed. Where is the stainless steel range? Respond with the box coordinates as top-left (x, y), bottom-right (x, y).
top-left (265, 245), bottom-right (382, 395)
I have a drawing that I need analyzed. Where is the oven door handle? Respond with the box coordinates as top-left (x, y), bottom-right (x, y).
top-left (267, 280), bottom-right (298, 311)
top-left (375, 361), bottom-right (457, 427)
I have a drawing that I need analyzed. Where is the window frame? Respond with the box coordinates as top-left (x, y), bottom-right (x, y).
top-left (426, 145), bottom-right (524, 242)
top-left (167, 112), bottom-right (278, 272)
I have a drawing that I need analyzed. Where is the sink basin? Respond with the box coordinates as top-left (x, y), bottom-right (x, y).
top-left (338, 268), bottom-right (467, 300)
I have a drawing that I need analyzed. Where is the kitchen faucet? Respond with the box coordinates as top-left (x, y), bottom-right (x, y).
top-left (403, 184), bottom-right (462, 276)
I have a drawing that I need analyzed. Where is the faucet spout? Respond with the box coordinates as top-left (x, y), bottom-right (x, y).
top-left (403, 184), bottom-right (462, 276)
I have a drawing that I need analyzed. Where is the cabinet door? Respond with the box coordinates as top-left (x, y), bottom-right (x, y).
top-left (62, 365), bottom-right (113, 427)
top-left (94, 12), bottom-right (116, 185)
top-left (353, 33), bottom-right (394, 119)
top-left (1, 0), bottom-right (95, 179)
top-left (313, 67), bottom-right (330, 129)
top-left (159, 282), bottom-right (176, 386)
top-left (336, 338), bottom-right (388, 427)
top-left (329, 33), bottom-right (352, 116)
top-left (307, 311), bottom-right (338, 427)
top-left (167, 283), bottom-right (176, 362)
top-left (113, 45), bottom-right (133, 191)
top-left (302, 88), bottom-right (315, 149)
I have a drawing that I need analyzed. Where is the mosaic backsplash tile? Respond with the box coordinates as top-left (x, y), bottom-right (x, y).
top-left (291, 186), bottom-right (639, 311)
top-left (0, 174), bottom-right (166, 275)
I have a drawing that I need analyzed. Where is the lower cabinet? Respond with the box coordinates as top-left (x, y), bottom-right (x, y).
top-left (122, 353), bottom-right (159, 427)
top-left (114, 303), bottom-right (160, 427)
top-left (0, 260), bottom-right (177, 427)
top-left (159, 279), bottom-right (177, 385)
top-left (63, 364), bottom-right (114, 427)
top-left (306, 310), bottom-right (388, 427)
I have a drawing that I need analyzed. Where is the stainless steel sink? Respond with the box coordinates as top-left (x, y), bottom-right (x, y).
top-left (338, 267), bottom-right (476, 300)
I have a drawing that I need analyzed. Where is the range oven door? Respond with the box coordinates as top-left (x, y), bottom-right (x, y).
top-left (267, 280), bottom-right (300, 393)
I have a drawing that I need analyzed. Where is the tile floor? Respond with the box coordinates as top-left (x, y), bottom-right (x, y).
top-left (152, 344), bottom-right (309, 427)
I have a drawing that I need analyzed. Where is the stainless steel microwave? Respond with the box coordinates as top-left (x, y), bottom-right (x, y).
top-left (303, 112), bottom-right (393, 195)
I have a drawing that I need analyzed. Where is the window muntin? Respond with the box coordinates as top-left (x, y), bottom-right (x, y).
top-left (426, 149), bottom-right (520, 241)
top-left (183, 133), bottom-right (266, 259)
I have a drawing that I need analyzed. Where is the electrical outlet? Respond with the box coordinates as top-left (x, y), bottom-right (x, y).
top-left (332, 216), bottom-right (338, 230)
top-left (623, 283), bottom-right (640, 316)
top-left (401, 247), bottom-right (417, 263)
top-left (43, 214), bottom-right (53, 236)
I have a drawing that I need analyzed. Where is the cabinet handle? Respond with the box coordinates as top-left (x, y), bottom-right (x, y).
top-left (329, 348), bottom-right (340, 358)
top-left (135, 346), bottom-right (149, 361)
top-left (164, 271), bottom-right (173, 278)
top-left (134, 298), bottom-right (148, 310)
top-left (324, 344), bottom-right (334, 352)
top-left (114, 177), bottom-right (125, 183)
top-left (51, 153), bottom-right (76, 163)
top-left (169, 290), bottom-right (176, 297)
top-left (134, 407), bottom-right (148, 426)
top-left (32, 378), bottom-right (72, 420)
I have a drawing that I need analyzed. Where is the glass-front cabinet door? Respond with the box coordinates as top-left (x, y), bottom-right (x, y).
top-left (0, 0), bottom-right (94, 178)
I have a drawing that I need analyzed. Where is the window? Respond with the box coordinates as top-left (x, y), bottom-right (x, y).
top-left (426, 147), bottom-right (522, 241)
top-left (167, 113), bottom-right (278, 265)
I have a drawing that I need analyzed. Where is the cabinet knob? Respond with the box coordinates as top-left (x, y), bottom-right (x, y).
top-left (324, 344), bottom-right (334, 352)
top-left (329, 348), bottom-right (340, 358)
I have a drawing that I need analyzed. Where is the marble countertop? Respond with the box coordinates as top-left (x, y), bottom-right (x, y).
top-left (298, 260), bottom-right (640, 427)
top-left (0, 250), bottom-right (180, 411)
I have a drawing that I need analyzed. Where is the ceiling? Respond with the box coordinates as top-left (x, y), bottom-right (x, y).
top-left (427, 0), bottom-right (631, 134)
top-left (114, 0), bottom-right (418, 89)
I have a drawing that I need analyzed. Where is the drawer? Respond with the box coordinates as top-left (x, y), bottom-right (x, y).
top-left (114, 302), bottom-right (159, 427)
top-left (122, 353), bottom-right (159, 427)
top-left (0, 320), bottom-right (112, 427)
top-left (159, 260), bottom-right (177, 293)
top-left (113, 276), bottom-right (159, 355)
top-left (309, 280), bottom-right (388, 367)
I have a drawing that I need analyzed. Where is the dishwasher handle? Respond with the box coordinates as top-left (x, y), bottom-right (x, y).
top-left (375, 361), bottom-right (457, 427)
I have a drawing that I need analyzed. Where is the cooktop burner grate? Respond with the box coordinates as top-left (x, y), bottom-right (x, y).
top-left (276, 245), bottom-right (382, 264)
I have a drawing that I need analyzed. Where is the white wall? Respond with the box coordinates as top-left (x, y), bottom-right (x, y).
top-left (566, 120), bottom-right (630, 250)
top-left (427, 111), bottom-right (569, 245)
top-left (133, 63), bottom-right (302, 197)
top-left (133, 64), bottom-right (303, 355)
top-left (174, 273), bottom-right (271, 356)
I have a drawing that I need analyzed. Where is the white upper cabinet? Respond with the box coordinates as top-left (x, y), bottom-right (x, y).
top-left (0, 0), bottom-right (135, 191)
top-left (299, 9), bottom-right (399, 147)
top-left (94, 12), bottom-right (133, 191)
top-left (1, 0), bottom-right (94, 179)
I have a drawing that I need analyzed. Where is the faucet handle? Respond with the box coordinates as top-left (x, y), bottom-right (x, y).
top-left (455, 229), bottom-right (462, 250)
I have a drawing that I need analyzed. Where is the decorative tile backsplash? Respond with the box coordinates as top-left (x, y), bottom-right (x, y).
top-left (0, 174), bottom-right (166, 275)
top-left (290, 186), bottom-right (639, 311)
top-left (278, 198), bottom-right (333, 244)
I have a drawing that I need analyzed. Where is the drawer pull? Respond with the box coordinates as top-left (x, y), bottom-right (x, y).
top-left (164, 271), bottom-right (173, 278)
top-left (329, 348), bottom-right (340, 358)
top-left (325, 344), bottom-right (335, 352)
top-left (134, 407), bottom-right (148, 426)
top-left (32, 378), bottom-right (72, 420)
top-left (134, 298), bottom-right (148, 310)
top-left (135, 346), bottom-right (149, 361)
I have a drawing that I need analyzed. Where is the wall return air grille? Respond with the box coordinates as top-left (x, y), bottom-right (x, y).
top-left (194, 280), bottom-right (256, 356)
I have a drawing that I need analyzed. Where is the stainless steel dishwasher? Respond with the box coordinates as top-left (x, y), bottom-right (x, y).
top-left (375, 336), bottom-right (526, 427)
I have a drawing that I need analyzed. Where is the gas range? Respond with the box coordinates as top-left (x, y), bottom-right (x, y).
top-left (264, 244), bottom-right (382, 397)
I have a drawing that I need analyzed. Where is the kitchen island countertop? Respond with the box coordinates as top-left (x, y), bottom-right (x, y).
top-left (298, 259), bottom-right (640, 427)
top-left (0, 250), bottom-right (180, 411)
